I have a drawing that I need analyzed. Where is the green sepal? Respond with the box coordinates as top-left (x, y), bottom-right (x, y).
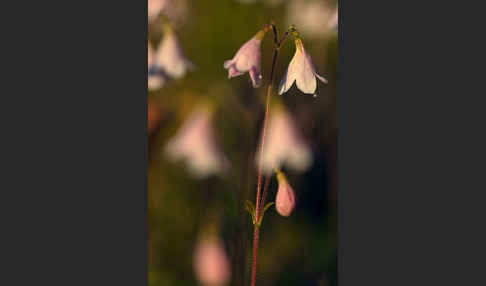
top-left (256, 202), bottom-right (275, 227)
top-left (245, 200), bottom-right (256, 225)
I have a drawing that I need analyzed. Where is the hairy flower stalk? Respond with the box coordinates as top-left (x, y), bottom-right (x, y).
top-left (249, 23), bottom-right (292, 286)
top-left (230, 24), bottom-right (317, 286)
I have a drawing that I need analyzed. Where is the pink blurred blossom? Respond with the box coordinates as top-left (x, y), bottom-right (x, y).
top-left (165, 106), bottom-right (228, 178)
top-left (193, 238), bottom-right (231, 286)
top-left (155, 27), bottom-right (195, 79)
top-left (257, 105), bottom-right (312, 173)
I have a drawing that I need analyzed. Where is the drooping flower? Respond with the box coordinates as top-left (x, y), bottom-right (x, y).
top-left (275, 170), bottom-right (296, 217)
top-left (278, 38), bottom-right (327, 97)
top-left (256, 102), bottom-right (312, 173)
top-left (224, 29), bottom-right (267, 88)
top-left (165, 105), bottom-right (229, 178)
top-left (155, 24), bottom-right (195, 79)
top-left (193, 236), bottom-right (231, 286)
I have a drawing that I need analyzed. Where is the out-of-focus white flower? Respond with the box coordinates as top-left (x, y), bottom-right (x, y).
top-left (165, 106), bottom-right (228, 178)
top-left (275, 170), bottom-right (296, 216)
top-left (148, 0), bottom-right (169, 22)
top-left (155, 25), bottom-right (195, 79)
top-left (257, 103), bottom-right (312, 173)
top-left (287, 0), bottom-right (338, 38)
top-left (224, 29), bottom-right (266, 88)
top-left (278, 38), bottom-right (327, 96)
top-left (193, 236), bottom-right (231, 286)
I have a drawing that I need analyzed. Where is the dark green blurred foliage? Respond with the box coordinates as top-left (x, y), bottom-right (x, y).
top-left (149, 1), bottom-right (338, 285)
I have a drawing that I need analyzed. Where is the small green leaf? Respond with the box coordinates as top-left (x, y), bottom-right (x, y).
top-left (245, 200), bottom-right (256, 225)
top-left (262, 202), bottom-right (275, 214)
top-left (256, 202), bottom-right (275, 227)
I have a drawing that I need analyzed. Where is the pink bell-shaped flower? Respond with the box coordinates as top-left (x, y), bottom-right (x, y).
top-left (275, 170), bottom-right (296, 217)
top-left (278, 38), bottom-right (327, 97)
top-left (165, 105), bottom-right (229, 178)
top-left (256, 103), bottom-right (312, 174)
top-left (224, 29), bottom-right (266, 88)
top-left (193, 236), bottom-right (231, 286)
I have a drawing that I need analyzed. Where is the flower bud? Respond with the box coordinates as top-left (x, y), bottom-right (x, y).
top-left (275, 171), bottom-right (296, 217)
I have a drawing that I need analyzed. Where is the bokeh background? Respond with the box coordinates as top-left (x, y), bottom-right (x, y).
top-left (148, 0), bottom-right (338, 285)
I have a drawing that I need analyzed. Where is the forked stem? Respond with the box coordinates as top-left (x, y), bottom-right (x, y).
top-left (250, 23), bottom-right (292, 286)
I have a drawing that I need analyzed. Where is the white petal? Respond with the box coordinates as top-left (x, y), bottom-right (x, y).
top-left (295, 53), bottom-right (317, 94)
top-left (249, 67), bottom-right (262, 88)
top-left (156, 32), bottom-right (194, 79)
top-left (223, 60), bottom-right (234, 69)
top-left (287, 143), bottom-right (312, 171)
top-left (315, 72), bottom-right (328, 84)
top-left (278, 51), bottom-right (301, 95)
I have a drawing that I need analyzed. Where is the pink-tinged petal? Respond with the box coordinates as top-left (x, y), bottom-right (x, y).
top-left (223, 60), bottom-right (233, 69)
top-left (278, 50), bottom-right (302, 95)
top-left (156, 30), bottom-right (195, 79)
top-left (228, 65), bottom-right (244, 78)
top-left (165, 107), bottom-right (228, 178)
top-left (315, 72), bottom-right (328, 84)
top-left (224, 32), bottom-right (264, 88)
top-left (295, 50), bottom-right (317, 94)
top-left (278, 69), bottom-right (293, 95)
top-left (258, 106), bottom-right (312, 173)
top-left (249, 67), bottom-right (262, 88)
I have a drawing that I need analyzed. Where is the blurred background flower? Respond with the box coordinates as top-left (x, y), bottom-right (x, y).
top-left (148, 1), bottom-right (338, 285)
top-left (257, 100), bottom-right (312, 174)
top-left (286, 0), bottom-right (338, 39)
top-left (193, 225), bottom-right (232, 286)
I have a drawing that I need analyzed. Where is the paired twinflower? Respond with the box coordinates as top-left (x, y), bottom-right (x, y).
top-left (165, 103), bottom-right (229, 178)
top-left (225, 25), bottom-right (327, 96)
